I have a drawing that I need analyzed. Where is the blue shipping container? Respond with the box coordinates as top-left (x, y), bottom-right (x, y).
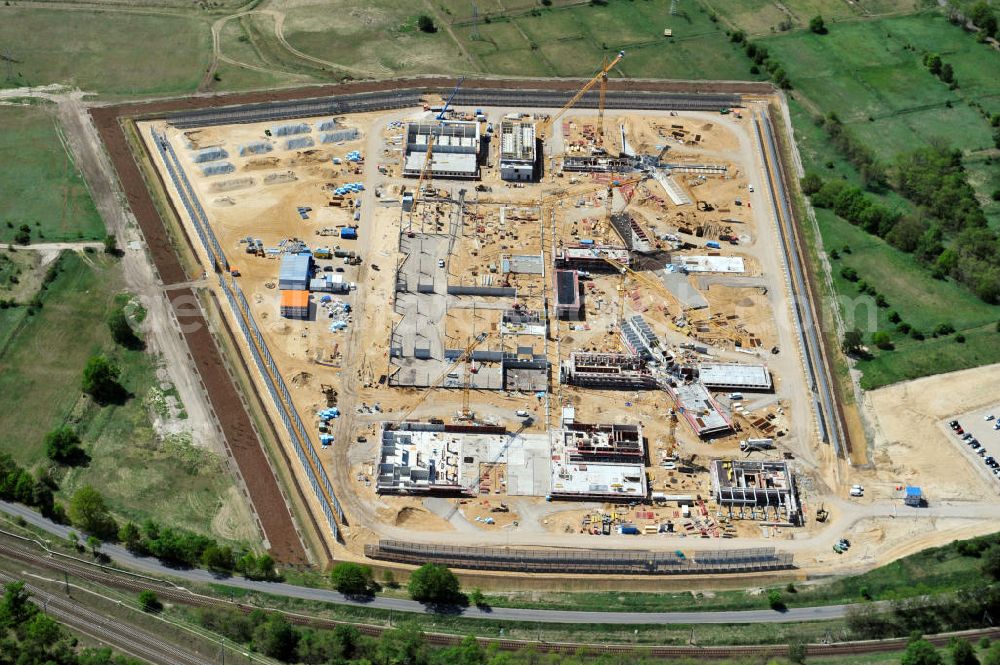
top-left (340, 227), bottom-right (357, 239)
top-left (706, 241), bottom-right (721, 249)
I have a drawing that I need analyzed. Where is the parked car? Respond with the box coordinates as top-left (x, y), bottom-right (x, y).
top-left (963, 433), bottom-right (974, 440)
top-left (950, 420), bottom-right (961, 429)
top-left (985, 414), bottom-right (995, 421)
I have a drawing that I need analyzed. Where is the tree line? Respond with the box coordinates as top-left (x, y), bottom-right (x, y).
top-left (803, 140), bottom-right (1000, 304)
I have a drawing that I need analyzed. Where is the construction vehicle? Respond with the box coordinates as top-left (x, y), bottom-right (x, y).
top-left (537, 51), bottom-right (625, 142)
top-left (739, 438), bottom-right (775, 453)
top-left (815, 504), bottom-right (829, 523)
top-left (436, 77), bottom-right (465, 121)
top-left (320, 384), bottom-right (337, 408)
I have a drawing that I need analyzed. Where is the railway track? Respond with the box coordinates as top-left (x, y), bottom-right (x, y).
top-left (0, 570), bottom-right (209, 665)
top-left (2, 534), bottom-right (998, 660)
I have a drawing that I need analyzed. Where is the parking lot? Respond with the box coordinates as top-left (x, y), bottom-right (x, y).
top-left (944, 403), bottom-right (1000, 490)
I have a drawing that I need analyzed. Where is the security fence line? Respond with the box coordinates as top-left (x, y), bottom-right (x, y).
top-left (366, 540), bottom-right (794, 575)
top-left (151, 128), bottom-right (229, 273)
top-left (219, 275), bottom-right (346, 541)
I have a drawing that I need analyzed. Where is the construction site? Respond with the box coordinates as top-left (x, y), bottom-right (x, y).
top-left (125, 65), bottom-right (910, 580)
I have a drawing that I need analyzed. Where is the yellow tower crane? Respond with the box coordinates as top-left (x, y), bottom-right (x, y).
top-left (537, 51), bottom-right (625, 142)
top-left (391, 331), bottom-right (489, 427)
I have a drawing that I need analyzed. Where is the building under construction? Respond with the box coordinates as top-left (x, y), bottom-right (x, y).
top-left (610, 212), bottom-right (655, 253)
top-left (554, 270), bottom-right (582, 320)
top-left (664, 381), bottom-right (734, 438)
top-left (561, 352), bottom-right (659, 390)
top-left (710, 459), bottom-right (800, 524)
top-left (554, 244), bottom-right (631, 271)
top-left (402, 120), bottom-right (480, 179)
top-left (698, 362), bottom-right (773, 392)
top-left (562, 155), bottom-right (634, 173)
top-left (620, 315), bottom-right (668, 365)
top-left (499, 119), bottom-right (537, 182)
top-left (559, 422), bottom-right (645, 464)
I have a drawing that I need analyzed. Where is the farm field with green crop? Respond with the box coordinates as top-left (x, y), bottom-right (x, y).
top-left (0, 106), bottom-right (105, 244)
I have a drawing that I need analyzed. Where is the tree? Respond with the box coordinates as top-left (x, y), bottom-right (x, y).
top-left (468, 588), bottom-right (487, 608)
top-left (940, 63), bottom-right (954, 84)
top-left (901, 638), bottom-right (943, 665)
top-left (254, 614), bottom-right (298, 661)
top-left (925, 53), bottom-right (943, 75)
top-left (382, 570), bottom-right (398, 588)
top-left (971, 1), bottom-right (998, 38)
top-left (103, 234), bottom-right (118, 255)
top-left (417, 14), bottom-right (436, 33)
top-left (767, 589), bottom-right (786, 611)
top-left (68, 485), bottom-right (118, 540)
top-left (107, 307), bottom-right (143, 350)
top-left (984, 642), bottom-right (1000, 665)
top-left (951, 638), bottom-right (980, 665)
top-left (801, 172), bottom-right (823, 195)
top-left (408, 563), bottom-right (460, 603)
top-left (138, 590), bottom-right (162, 613)
top-left (13, 224), bottom-right (30, 245)
top-left (81, 354), bottom-right (124, 404)
top-left (787, 638), bottom-right (808, 664)
top-left (809, 15), bottom-right (827, 34)
top-left (330, 562), bottom-right (375, 596)
top-left (842, 328), bottom-right (865, 355)
top-left (983, 546), bottom-right (1000, 581)
top-left (86, 535), bottom-right (101, 556)
top-left (119, 521), bottom-right (142, 552)
top-left (44, 426), bottom-right (86, 465)
top-left (374, 623), bottom-right (427, 665)
top-left (201, 544), bottom-right (235, 574)
top-left (872, 331), bottom-right (894, 350)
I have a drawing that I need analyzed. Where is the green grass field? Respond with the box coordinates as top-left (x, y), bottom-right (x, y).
top-left (460, 0), bottom-right (761, 80)
top-left (0, 7), bottom-right (210, 96)
top-left (0, 106), bottom-right (106, 244)
top-left (768, 13), bottom-right (1000, 387)
top-left (0, 251), bottom-right (250, 540)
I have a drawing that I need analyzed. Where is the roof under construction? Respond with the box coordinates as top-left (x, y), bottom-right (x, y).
top-left (500, 119), bottom-right (536, 162)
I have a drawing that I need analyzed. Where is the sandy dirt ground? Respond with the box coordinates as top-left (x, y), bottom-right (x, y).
top-left (137, 95), bottom-right (1000, 579)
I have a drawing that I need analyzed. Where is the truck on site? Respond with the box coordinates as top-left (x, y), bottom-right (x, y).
top-left (740, 438), bottom-right (775, 452)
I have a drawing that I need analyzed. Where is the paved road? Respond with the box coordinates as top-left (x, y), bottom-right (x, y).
top-left (2, 501), bottom-right (856, 625)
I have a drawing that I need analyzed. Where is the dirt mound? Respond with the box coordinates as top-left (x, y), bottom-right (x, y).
top-left (291, 371), bottom-right (313, 387)
top-left (395, 506), bottom-right (427, 526)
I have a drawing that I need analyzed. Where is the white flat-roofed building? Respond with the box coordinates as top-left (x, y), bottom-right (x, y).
top-left (699, 362), bottom-right (772, 391)
top-left (403, 120), bottom-right (480, 179)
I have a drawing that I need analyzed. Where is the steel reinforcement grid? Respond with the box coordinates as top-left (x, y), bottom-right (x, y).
top-left (165, 90), bottom-right (424, 129)
top-left (365, 540), bottom-right (794, 575)
top-left (753, 113), bottom-right (844, 456)
top-left (219, 275), bottom-right (345, 541)
top-left (151, 129), bottom-right (229, 272)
